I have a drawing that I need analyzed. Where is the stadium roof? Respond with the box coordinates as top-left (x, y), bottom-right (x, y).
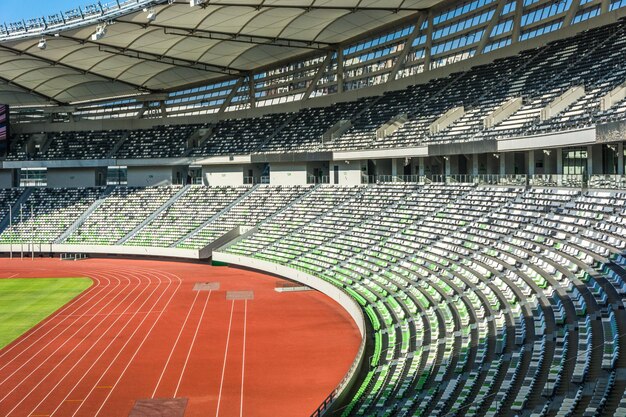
top-left (0, 0), bottom-right (441, 106)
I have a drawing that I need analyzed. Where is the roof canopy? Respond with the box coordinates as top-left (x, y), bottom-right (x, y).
top-left (0, 0), bottom-right (442, 106)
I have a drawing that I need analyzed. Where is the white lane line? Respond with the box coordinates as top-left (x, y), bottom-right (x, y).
top-left (0, 272), bottom-right (126, 392)
top-left (28, 271), bottom-right (163, 417)
top-left (152, 289), bottom-right (202, 398)
top-left (215, 300), bottom-right (236, 417)
top-left (1, 271), bottom-right (139, 412)
top-left (173, 290), bottom-right (211, 397)
top-left (240, 299), bottom-right (248, 417)
top-left (87, 270), bottom-right (182, 417)
top-left (0, 273), bottom-right (18, 279)
top-left (48, 268), bottom-right (173, 417)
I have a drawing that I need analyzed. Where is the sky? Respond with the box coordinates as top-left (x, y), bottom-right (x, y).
top-left (0, 0), bottom-right (92, 24)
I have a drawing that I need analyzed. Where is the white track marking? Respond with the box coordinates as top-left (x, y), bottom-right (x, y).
top-left (174, 290), bottom-right (211, 397)
top-left (47, 268), bottom-right (174, 417)
top-left (0, 274), bottom-right (106, 365)
top-left (216, 300), bottom-right (236, 417)
top-left (240, 299), bottom-right (248, 417)
top-left (152, 289), bottom-right (201, 398)
top-left (80, 270), bottom-right (182, 417)
top-left (25, 270), bottom-right (165, 417)
top-left (0, 272), bottom-right (128, 393)
top-left (2, 270), bottom-right (145, 414)
top-left (0, 273), bottom-right (18, 279)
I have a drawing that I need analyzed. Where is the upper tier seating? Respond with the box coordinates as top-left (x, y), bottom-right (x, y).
top-left (7, 19), bottom-right (626, 159)
top-left (116, 125), bottom-right (205, 159)
top-left (44, 130), bottom-right (126, 160)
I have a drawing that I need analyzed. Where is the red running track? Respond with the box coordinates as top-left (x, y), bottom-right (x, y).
top-left (0, 258), bottom-right (361, 417)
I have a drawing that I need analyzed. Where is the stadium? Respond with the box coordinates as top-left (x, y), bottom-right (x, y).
top-left (0, 0), bottom-right (625, 415)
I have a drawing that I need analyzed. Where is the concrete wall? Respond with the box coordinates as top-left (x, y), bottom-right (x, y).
top-left (127, 166), bottom-right (181, 186)
top-left (0, 170), bottom-right (14, 188)
top-left (47, 168), bottom-right (98, 188)
top-left (202, 164), bottom-right (243, 186)
top-left (331, 160), bottom-right (363, 185)
top-left (269, 162), bottom-right (307, 185)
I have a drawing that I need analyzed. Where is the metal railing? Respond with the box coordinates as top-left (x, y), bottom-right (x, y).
top-left (588, 174), bottom-right (626, 189)
top-left (529, 174), bottom-right (585, 188)
top-left (307, 175), bottom-right (330, 184)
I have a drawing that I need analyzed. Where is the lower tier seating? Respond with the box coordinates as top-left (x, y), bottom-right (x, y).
top-left (0, 183), bottom-right (624, 416)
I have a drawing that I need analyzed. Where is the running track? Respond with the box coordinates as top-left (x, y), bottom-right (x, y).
top-left (0, 258), bottom-right (361, 417)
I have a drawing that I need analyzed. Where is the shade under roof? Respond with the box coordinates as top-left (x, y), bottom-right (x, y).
top-left (0, 0), bottom-right (445, 106)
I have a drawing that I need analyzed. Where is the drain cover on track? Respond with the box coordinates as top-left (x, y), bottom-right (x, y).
top-left (129, 398), bottom-right (187, 417)
top-left (226, 290), bottom-right (254, 300)
top-left (193, 282), bottom-right (220, 291)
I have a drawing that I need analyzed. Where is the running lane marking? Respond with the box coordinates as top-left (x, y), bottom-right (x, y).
top-left (0, 272), bottom-right (127, 395)
top-left (240, 299), bottom-right (248, 417)
top-left (5, 271), bottom-right (150, 416)
top-left (173, 290), bottom-right (211, 397)
top-left (31, 270), bottom-right (166, 417)
top-left (215, 300), bottom-right (236, 417)
top-left (82, 269), bottom-right (182, 417)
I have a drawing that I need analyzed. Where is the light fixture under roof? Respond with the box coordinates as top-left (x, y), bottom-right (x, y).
top-left (37, 38), bottom-right (47, 50)
top-left (145, 7), bottom-right (157, 22)
top-left (190, 0), bottom-right (206, 6)
top-left (91, 24), bottom-right (107, 41)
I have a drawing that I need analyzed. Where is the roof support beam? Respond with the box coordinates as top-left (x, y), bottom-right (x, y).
top-left (511, 0), bottom-right (523, 43)
top-left (0, 73), bottom-right (63, 105)
top-left (248, 75), bottom-right (256, 109)
top-left (563, 0), bottom-right (581, 26)
top-left (302, 51), bottom-right (332, 101)
top-left (197, 2), bottom-right (426, 12)
top-left (117, 20), bottom-right (335, 50)
top-left (424, 11), bottom-right (434, 71)
top-left (387, 13), bottom-right (426, 82)
top-left (476, 1), bottom-right (506, 54)
top-left (96, 43), bottom-right (243, 76)
top-left (56, 33), bottom-right (244, 76)
top-left (0, 43), bottom-right (155, 94)
top-left (336, 46), bottom-right (344, 94)
top-left (218, 77), bottom-right (245, 115)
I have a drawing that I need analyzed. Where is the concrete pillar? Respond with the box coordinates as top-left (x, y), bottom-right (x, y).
top-left (418, 157), bottom-right (425, 177)
top-left (391, 158), bottom-right (403, 178)
top-left (543, 150), bottom-right (554, 174)
top-left (618, 142), bottom-right (624, 175)
top-left (444, 157), bottom-right (451, 176)
top-left (556, 148), bottom-right (563, 175)
top-left (587, 145), bottom-right (594, 177)
top-left (499, 153), bottom-right (506, 176)
top-left (472, 154), bottom-right (479, 176)
top-left (528, 150), bottom-right (535, 176)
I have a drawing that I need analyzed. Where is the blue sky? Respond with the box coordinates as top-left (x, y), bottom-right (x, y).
top-left (0, 0), bottom-right (88, 24)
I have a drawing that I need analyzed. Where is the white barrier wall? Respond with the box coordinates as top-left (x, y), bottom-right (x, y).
top-left (203, 165), bottom-right (243, 186)
top-left (127, 166), bottom-right (184, 186)
top-left (47, 168), bottom-right (98, 188)
top-left (269, 162), bottom-right (307, 185)
top-left (0, 170), bottom-right (13, 188)
top-left (331, 161), bottom-right (362, 185)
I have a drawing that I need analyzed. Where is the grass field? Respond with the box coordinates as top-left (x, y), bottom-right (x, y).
top-left (0, 277), bottom-right (92, 349)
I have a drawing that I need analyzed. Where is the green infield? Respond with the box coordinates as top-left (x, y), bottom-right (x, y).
top-left (0, 277), bottom-right (92, 349)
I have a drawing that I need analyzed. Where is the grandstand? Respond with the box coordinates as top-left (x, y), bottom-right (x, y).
top-left (1, 0), bottom-right (626, 416)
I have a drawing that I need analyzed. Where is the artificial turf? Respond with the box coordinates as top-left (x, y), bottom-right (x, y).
top-left (0, 277), bottom-right (92, 349)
